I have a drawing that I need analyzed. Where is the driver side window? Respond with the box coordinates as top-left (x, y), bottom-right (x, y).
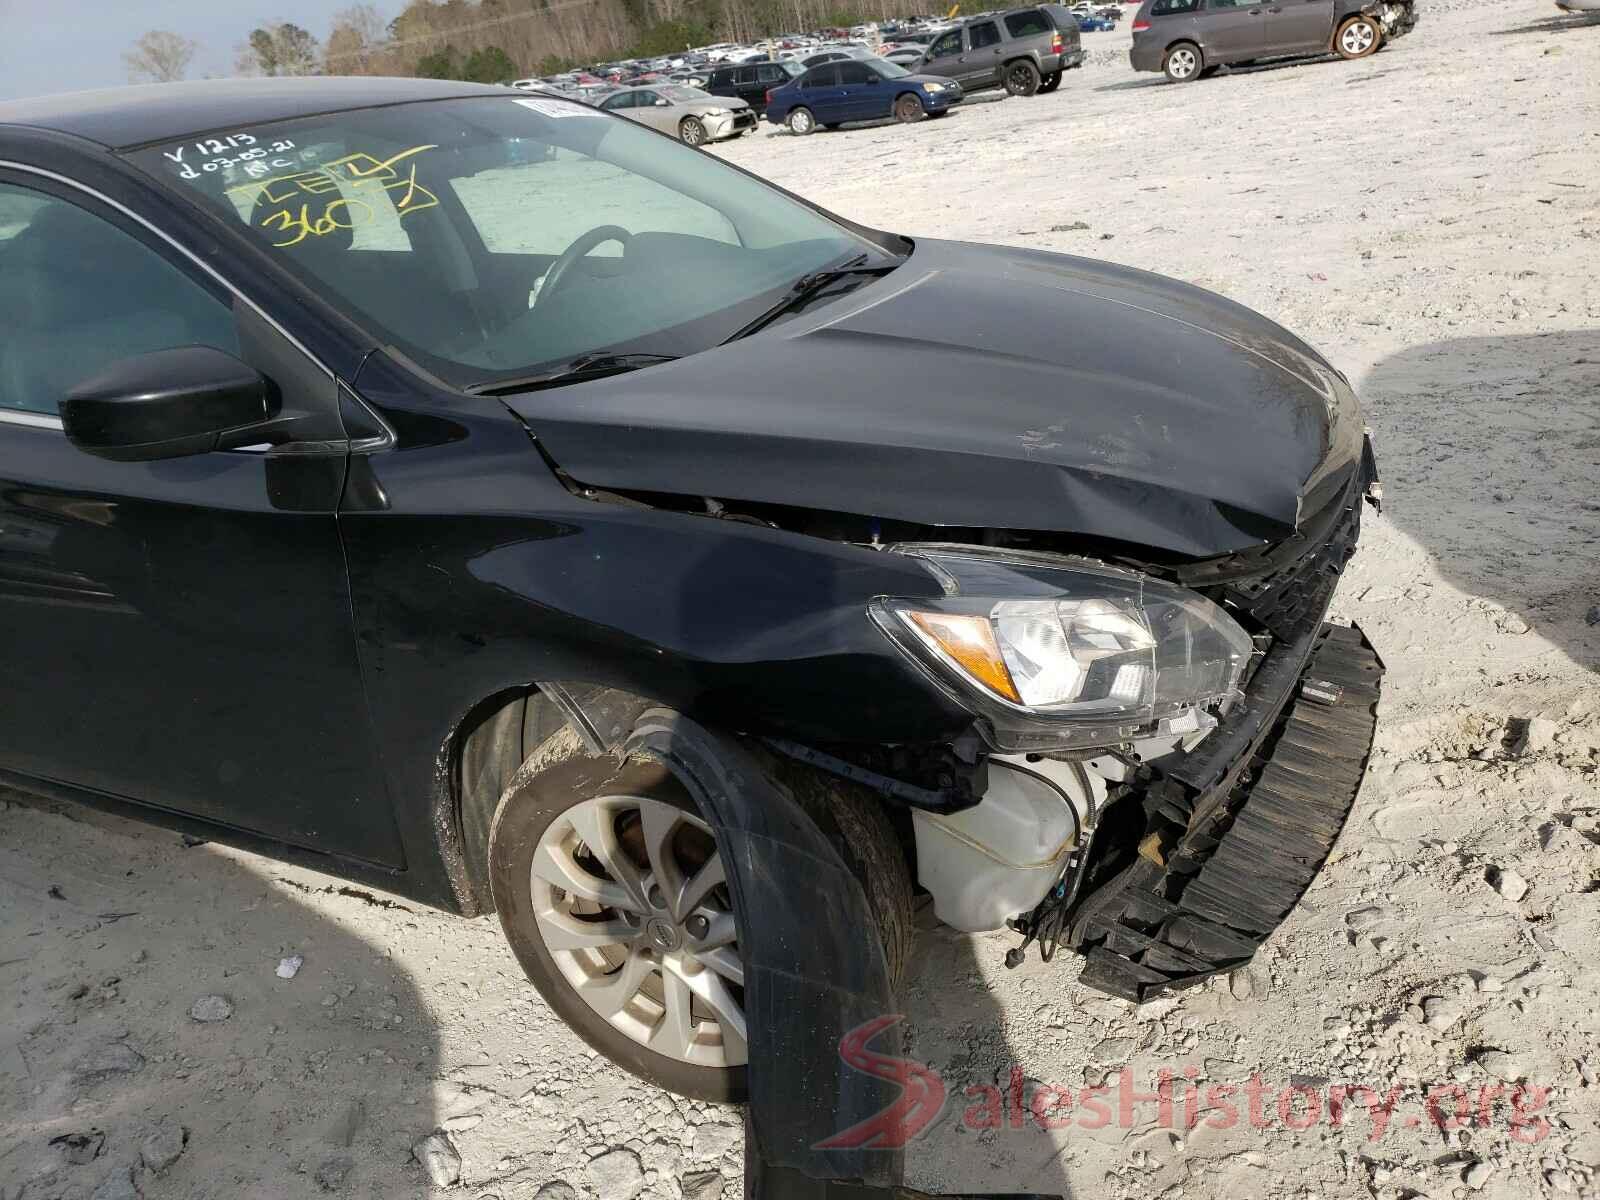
top-left (0, 182), bottom-right (238, 417)
top-left (930, 30), bottom-right (963, 57)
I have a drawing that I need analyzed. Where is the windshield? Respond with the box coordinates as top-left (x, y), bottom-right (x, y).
top-left (870, 60), bottom-right (913, 79)
top-left (128, 96), bottom-right (884, 388)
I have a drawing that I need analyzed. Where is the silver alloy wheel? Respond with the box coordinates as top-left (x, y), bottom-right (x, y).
top-left (1167, 47), bottom-right (1199, 78)
top-left (679, 117), bottom-right (706, 146)
top-left (529, 793), bottom-right (746, 1069)
top-left (1340, 20), bottom-right (1376, 53)
top-left (789, 108), bottom-right (813, 134)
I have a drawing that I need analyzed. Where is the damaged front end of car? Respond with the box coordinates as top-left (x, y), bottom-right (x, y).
top-left (530, 439), bottom-right (1384, 1195)
top-left (1367, 0), bottom-right (1419, 40)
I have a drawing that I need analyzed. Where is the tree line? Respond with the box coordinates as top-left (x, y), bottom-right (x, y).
top-left (124, 0), bottom-right (940, 87)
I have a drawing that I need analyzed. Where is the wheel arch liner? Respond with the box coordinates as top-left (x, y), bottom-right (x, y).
top-left (621, 708), bottom-right (906, 1190)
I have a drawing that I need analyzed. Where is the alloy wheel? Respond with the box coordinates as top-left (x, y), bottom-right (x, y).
top-left (1167, 47), bottom-right (1199, 79)
top-left (679, 117), bottom-right (707, 146)
top-left (529, 793), bottom-right (745, 1069)
top-left (1340, 20), bottom-right (1376, 54)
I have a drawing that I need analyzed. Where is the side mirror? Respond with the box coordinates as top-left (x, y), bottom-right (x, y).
top-left (61, 346), bottom-right (276, 462)
top-left (655, 98), bottom-right (670, 106)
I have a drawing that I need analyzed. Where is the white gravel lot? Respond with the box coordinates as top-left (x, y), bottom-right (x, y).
top-left (4, 2), bottom-right (1598, 1198)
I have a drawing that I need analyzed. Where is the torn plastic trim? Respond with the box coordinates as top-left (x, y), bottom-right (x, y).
top-left (620, 709), bottom-right (905, 1191)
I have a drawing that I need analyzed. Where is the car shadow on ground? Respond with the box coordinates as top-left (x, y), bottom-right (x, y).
top-left (0, 793), bottom-right (442, 1199)
top-left (1094, 51), bottom-right (1408, 93)
top-left (1489, 11), bottom-right (1600, 34)
top-left (1359, 331), bottom-right (1600, 674)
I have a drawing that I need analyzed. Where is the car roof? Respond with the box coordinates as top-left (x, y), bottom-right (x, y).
top-left (0, 76), bottom-right (511, 150)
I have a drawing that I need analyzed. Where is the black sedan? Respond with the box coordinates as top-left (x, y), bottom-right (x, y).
top-left (0, 77), bottom-right (1383, 1175)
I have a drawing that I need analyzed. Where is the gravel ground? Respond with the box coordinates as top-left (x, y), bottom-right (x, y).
top-left (4, 2), bottom-right (1599, 1197)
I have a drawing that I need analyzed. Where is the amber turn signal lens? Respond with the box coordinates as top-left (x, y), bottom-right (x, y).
top-left (904, 610), bottom-right (1022, 704)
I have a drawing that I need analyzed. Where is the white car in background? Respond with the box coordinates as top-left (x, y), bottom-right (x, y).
top-left (596, 84), bottom-right (758, 146)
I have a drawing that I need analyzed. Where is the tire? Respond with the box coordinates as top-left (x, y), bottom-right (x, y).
top-left (1334, 14), bottom-right (1380, 58)
top-left (1038, 70), bottom-right (1063, 93)
top-left (678, 116), bottom-right (707, 147)
top-left (1163, 42), bottom-right (1203, 82)
top-left (488, 748), bottom-right (912, 1102)
top-left (1003, 59), bottom-right (1042, 96)
top-left (894, 93), bottom-right (926, 122)
top-left (786, 106), bottom-right (816, 135)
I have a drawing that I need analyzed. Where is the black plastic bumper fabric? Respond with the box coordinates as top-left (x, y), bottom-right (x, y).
top-left (1073, 623), bottom-right (1384, 1003)
top-left (622, 711), bottom-right (906, 1192)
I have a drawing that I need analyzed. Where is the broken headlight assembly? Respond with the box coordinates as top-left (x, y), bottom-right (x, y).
top-left (872, 547), bottom-right (1255, 753)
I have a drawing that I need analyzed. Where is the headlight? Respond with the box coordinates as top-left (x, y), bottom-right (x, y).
top-left (873, 548), bottom-right (1253, 751)
top-left (922, 82), bottom-right (946, 92)
top-left (703, 107), bottom-right (730, 116)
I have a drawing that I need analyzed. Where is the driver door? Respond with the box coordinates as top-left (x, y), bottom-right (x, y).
top-left (921, 28), bottom-right (969, 81)
top-left (629, 89), bottom-right (676, 134)
top-left (0, 172), bottom-right (403, 864)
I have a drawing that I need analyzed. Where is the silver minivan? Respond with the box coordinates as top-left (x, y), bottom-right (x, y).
top-left (1128, 0), bottom-right (1417, 81)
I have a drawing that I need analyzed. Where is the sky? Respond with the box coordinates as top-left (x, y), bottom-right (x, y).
top-left (0, 0), bottom-right (396, 102)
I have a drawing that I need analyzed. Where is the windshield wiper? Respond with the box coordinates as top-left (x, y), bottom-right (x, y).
top-left (722, 253), bottom-right (899, 344)
top-left (469, 352), bottom-right (681, 396)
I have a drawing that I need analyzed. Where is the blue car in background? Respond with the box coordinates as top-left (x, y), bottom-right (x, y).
top-left (764, 58), bottom-right (962, 134)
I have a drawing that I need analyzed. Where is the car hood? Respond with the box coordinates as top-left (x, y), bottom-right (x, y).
top-left (506, 238), bottom-right (1364, 558)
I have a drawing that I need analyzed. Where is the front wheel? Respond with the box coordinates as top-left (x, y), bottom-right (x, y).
top-left (489, 750), bottom-right (913, 1101)
top-left (785, 106), bottom-right (816, 135)
top-left (1004, 59), bottom-right (1042, 96)
top-left (894, 93), bottom-right (927, 122)
top-left (1038, 70), bottom-right (1063, 93)
top-left (678, 116), bottom-right (707, 147)
top-left (1163, 42), bottom-right (1203, 81)
top-left (1334, 14), bottom-right (1380, 58)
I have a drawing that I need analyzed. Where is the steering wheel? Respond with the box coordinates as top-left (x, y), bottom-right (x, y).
top-left (537, 225), bottom-right (632, 307)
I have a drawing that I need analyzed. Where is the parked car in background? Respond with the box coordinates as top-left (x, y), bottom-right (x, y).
top-left (598, 84), bottom-right (756, 145)
top-left (1130, 0), bottom-right (1417, 80)
top-left (705, 60), bottom-right (804, 112)
top-left (765, 57), bottom-right (962, 133)
top-left (801, 45), bottom-right (877, 68)
top-left (916, 5), bottom-right (1086, 96)
top-left (1077, 11), bottom-right (1119, 29)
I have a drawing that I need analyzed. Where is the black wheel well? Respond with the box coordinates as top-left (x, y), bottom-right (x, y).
top-left (451, 685), bottom-right (569, 914)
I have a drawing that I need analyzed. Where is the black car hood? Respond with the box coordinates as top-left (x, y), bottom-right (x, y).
top-left (507, 239), bottom-right (1364, 558)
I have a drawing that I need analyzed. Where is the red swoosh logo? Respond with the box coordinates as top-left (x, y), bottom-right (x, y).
top-left (814, 1014), bottom-right (947, 1149)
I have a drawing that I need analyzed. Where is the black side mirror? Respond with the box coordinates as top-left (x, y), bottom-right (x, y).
top-left (61, 346), bottom-right (276, 462)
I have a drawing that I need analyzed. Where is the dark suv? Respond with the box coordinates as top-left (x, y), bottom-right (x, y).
top-left (705, 59), bottom-right (803, 111)
top-left (1129, 0), bottom-right (1417, 81)
top-left (915, 5), bottom-right (1087, 96)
